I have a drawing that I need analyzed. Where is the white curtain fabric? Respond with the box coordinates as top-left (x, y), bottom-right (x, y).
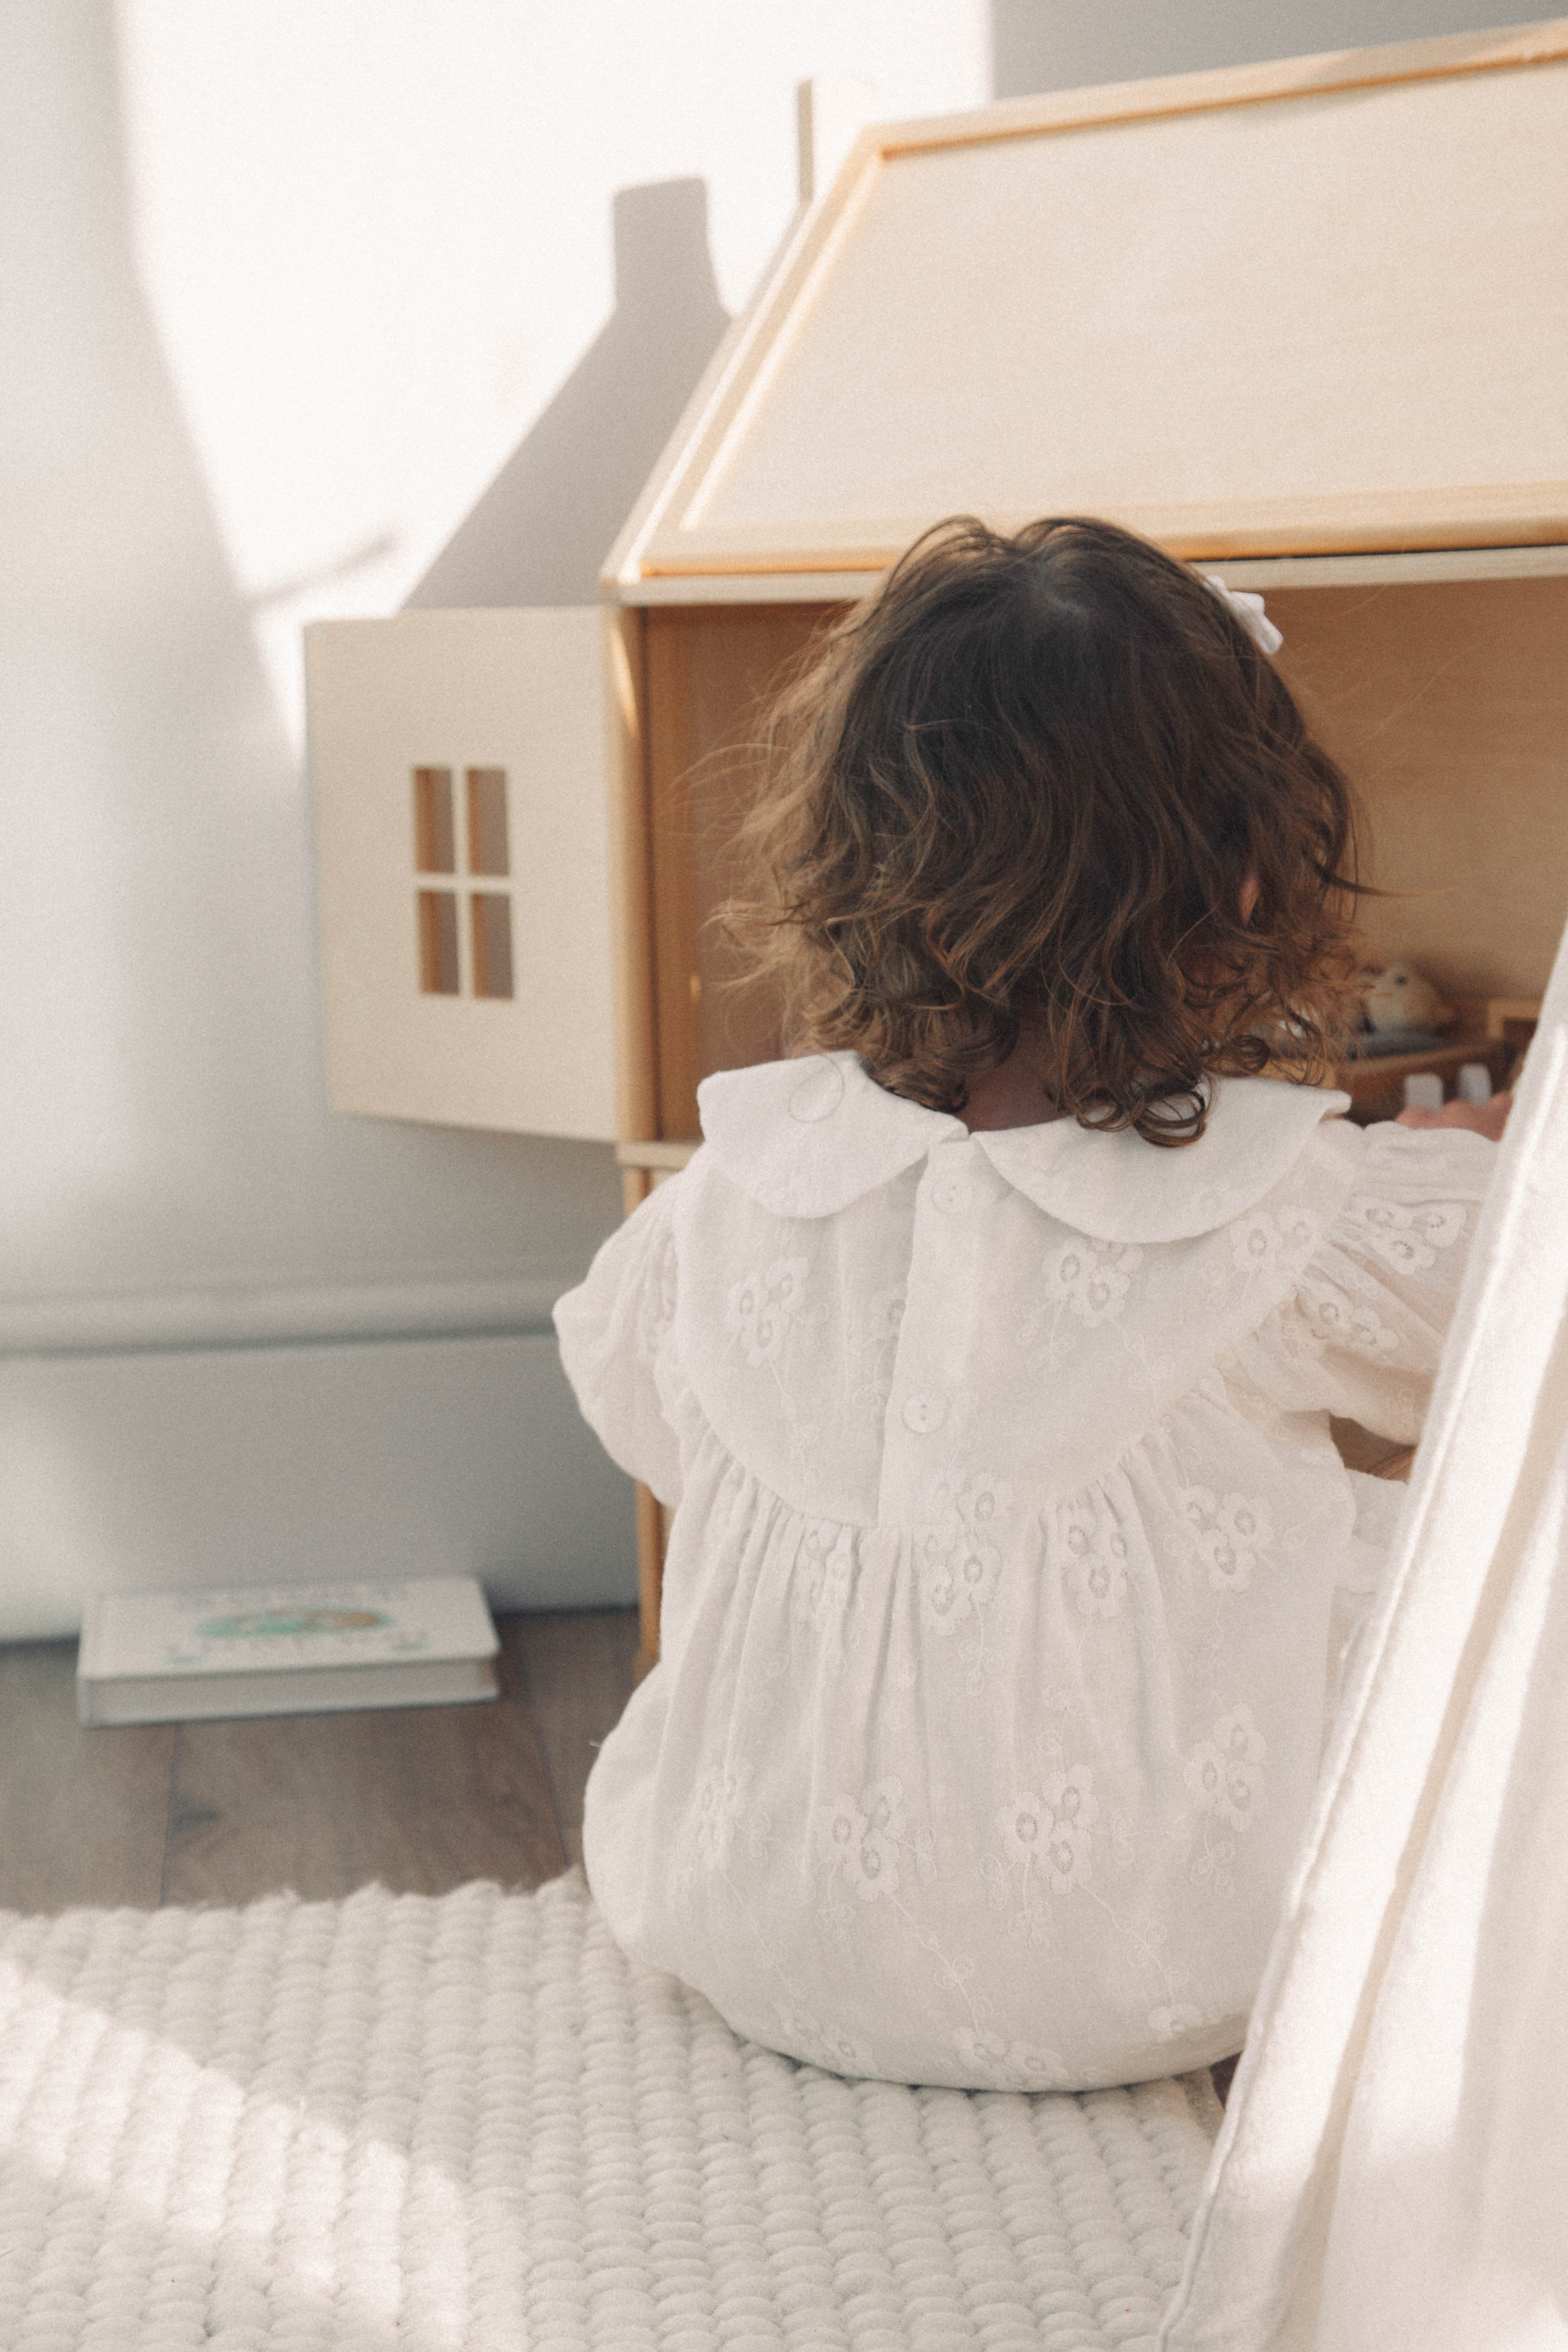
top-left (1162, 928), bottom-right (1568, 2352)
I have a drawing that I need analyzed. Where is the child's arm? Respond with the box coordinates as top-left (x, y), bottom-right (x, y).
top-left (1235, 1119), bottom-right (1502, 1447)
top-left (552, 1180), bottom-right (683, 1507)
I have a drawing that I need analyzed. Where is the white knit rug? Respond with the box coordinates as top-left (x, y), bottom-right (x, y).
top-left (0, 1869), bottom-right (1222, 2350)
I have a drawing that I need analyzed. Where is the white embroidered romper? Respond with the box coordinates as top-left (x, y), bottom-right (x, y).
top-left (552, 1051), bottom-right (1497, 2091)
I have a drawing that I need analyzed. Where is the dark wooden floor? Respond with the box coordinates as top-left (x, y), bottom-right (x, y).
top-left (0, 1608), bottom-right (639, 1913)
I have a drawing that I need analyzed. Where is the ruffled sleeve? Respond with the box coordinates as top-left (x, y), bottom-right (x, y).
top-left (1239, 1121), bottom-right (1501, 1441)
top-left (552, 1177), bottom-right (683, 1507)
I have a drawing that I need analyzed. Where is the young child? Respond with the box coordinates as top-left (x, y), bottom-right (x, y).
top-left (553, 516), bottom-right (1511, 2094)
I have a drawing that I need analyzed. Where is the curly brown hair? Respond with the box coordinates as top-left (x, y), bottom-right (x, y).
top-left (710, 515), bottom-right (1379, 1147)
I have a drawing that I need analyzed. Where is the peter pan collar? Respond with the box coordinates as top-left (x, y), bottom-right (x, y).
top-left (696, 1049), bottom-right (1349, 1241)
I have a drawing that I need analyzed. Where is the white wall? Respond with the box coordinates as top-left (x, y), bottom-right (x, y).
top-left (0, 0), bottom-right (988, 1637)
top-left (0, 1), bottom-right (1548, 1636)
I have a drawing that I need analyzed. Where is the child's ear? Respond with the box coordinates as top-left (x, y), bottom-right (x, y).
top-left (1238, 870), bottom-right (1261, 927)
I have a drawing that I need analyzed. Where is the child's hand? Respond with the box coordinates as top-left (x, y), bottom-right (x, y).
top-left (1395, 1090), bottom-right (1513, 1141)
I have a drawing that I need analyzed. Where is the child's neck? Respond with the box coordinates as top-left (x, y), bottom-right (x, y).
top-left (960, 1031), bottom-right (1068, 1132)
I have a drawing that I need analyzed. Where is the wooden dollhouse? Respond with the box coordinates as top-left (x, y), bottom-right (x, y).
top-left (306, 19), bottom-right (1568, 1680)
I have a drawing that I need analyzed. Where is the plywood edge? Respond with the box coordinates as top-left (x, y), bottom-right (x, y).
top-left (634, 1483), bottom-right (664, 1680)
top-left (869, 16), bottom-right (1568, 160)
top-left (602, 607), bottom-right (658, 1143)
top-left (1194, 545), bottom-right (1568, 591)
top-left (605, 571), bottom-right (881, 608)
top-left (610, 547), bottom-right (1568, 603)
top-left (615, 1140), bottom-right (701, 1171)
top-left (636, 490), bottom-right (1568, 581)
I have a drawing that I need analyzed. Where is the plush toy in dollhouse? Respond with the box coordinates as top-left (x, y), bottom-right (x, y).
top-left (1261, 957), bottom-right (1540, 1126)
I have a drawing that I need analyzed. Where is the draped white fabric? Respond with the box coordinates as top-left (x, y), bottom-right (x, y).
top-left (1162, 933), bottom-right (1568, 2352)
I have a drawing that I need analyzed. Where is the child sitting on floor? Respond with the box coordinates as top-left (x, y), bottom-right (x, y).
top-left (554, 516), bottom-right (1510, 2093)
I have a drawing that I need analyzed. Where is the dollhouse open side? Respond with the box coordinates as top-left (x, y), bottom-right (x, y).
top-left (305, 19), bottom-right (1568, 1682)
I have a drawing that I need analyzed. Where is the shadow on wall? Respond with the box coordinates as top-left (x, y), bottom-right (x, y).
top-left (406, 178), bottom-right (731, 609)
top-left (1, 0), bottom-right (311, 1272)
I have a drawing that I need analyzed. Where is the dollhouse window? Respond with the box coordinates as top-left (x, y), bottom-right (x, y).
top-left (412, 766), bottom-right (514, 1000)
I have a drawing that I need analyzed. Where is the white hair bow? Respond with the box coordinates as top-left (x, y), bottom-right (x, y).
top-left (1202, 574), bottom-right (1283, 657)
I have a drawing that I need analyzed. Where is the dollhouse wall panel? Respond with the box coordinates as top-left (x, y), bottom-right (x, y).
top-left (646, 604), bottom-right (833, 1136)
top-left (307, 610), bottom-right (620, 1141)
top-left (624, 28), bottom-right (1568, 581)
top-left (1272, 578), bottom-right (1568, 1003)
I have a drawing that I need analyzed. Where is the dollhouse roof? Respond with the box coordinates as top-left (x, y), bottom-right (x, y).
top-left (605, 20), bottom-right (1568, 598)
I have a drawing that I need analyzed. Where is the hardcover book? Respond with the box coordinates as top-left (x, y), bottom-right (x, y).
top-left (77, 1576), bottom-right (500, 1726)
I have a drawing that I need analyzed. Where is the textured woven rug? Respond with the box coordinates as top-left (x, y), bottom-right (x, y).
top-left (0, 1868), bottom-right (1222, 2350)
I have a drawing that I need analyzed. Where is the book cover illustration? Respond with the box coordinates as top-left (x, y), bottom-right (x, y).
top-left (86, 1578), bottom-right (497, 1682)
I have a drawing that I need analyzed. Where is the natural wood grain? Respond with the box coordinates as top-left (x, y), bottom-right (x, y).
top-left (644, 602), bottom-right (838, 1138)
top-left (633, 1488), bottom-right (663, 1683)
top-left (510, 1609), bottom-right (639, 1870)
top-left (0, 1639), bottom-right (174, 1912)
top-left (161, 1617), bottom-right (567, 1905)
top-left (603, 603), bottom-right (660, 1143)
top-left (1274, 578), bottom-right (1568, 1008)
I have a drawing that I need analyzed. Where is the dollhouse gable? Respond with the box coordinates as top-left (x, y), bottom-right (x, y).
top-left (607, 19), bottom-right (1568, 589)
top-left (306, 609), bottom-right (620, 1140)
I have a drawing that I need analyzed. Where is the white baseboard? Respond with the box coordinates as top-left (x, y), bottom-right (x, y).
top-left (0, 1271), bottom-right (569, 1357)
top-left (0, 1328), bottom-right (636, 1642)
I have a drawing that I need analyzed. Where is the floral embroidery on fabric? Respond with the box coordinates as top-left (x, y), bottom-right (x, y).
top-left (756, 1173), bottom-right (818, 1218)
top-left (678, 1756), bottom-right (773, 1891)
top-left (1185, 1705), bottom-right (1268, 1835)
top-left (1041, 1237), bottom-right (1145, 1324)
top-left (725, 1255), bottom-right (816, 1365)
top-left (919, 1524), bottom-right (1001, 1639)
top-left (1229, 1204), bottom-right (1325, 1286)
top-left (1231, 1213), bottom-right (1282, 1279)
top-left (1278, 1204), bottom-right (1325, 1260)
top-left (633, 1225), bottom-right (678, 1368)
top-left (851, 1282), bottom-right (906, 1416)
top-left (1057, 1494), bottom-right (1131, 1618)
top-left (927, 1467), bottom-right (1015, 1529)
top-left (953, 2026), bottom-right (1072, 2089)
top-left (984, 1766), bottom-right (1100, 1941)
top-left (1298, 1273), bottom-right (1399, 1359)
top-left (817, 1779), bottom-right (904, 1901)
top-left (812, 1775), bottom-right (939, 1951)
top-left (1175, 1487), bottom-right (1274, 1593)
top-left (918, 1472), bottom-right (1014, 1683)
top-left (793, 1520), bottom-right (856, 1647)
top-left (690, 1759), bottom-right (749, 1873)
top-left (1022, 1239), bottom-right (1143, 1367)
top-left (1343, 1194), bottom-right (1467, 1276)
top-left (1149, 2001), bottom-right (1239, 2044)
top-left (772, 2001), bottom-right (874, 2079)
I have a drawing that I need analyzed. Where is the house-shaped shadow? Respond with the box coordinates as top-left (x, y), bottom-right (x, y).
top-left (406, 178), bottom-right (731, 609)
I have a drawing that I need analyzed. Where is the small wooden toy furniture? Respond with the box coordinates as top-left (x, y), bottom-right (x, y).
top-left (306, 20), bottom-right (1568, 1685)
